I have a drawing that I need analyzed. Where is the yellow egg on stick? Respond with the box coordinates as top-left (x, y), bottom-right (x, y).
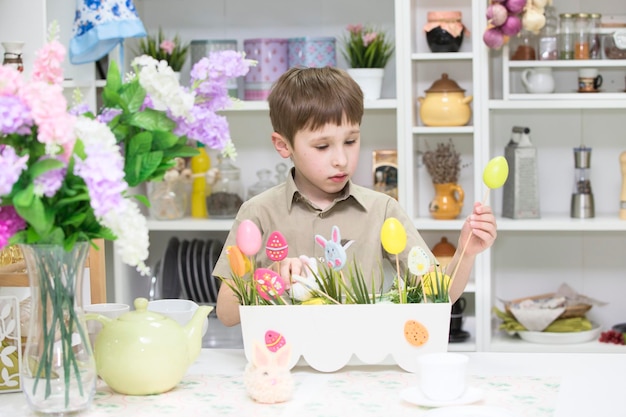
top-left (449, 157), bottom-right (509, 290)
top-left (381, 218), bottom-right (407, 302)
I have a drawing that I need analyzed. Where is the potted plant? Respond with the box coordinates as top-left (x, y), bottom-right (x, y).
top-left (137, 28), bottom-right (190, 73)
top-left (341, 24), bottom-right (395, 100)
top-left (423, 140), bottom-right (465, 220)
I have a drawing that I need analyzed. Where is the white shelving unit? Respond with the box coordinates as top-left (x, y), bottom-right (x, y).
top-left (484, 0), bottom-right (626, 353)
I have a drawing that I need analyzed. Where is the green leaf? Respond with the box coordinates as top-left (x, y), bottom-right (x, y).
top-left (128, 108), bottom-right (176, 131)
top-left (13, 192), bottom-right (53, 237)
top-left (28, 158), bottom-right (64, 179)
top-left (151, 131), bottom-right (180, 151)
top-left (128, 131), bottom-right (154, 156)
top-left (137, 151), bottom-right (165, 184)
top-left (105, 61), bottom-right (122, 92)
top-left (119, 80), bottom-right (146, 113)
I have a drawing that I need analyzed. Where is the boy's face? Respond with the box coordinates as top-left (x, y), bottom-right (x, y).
top-left (272, 121), bottom-right (360, 206)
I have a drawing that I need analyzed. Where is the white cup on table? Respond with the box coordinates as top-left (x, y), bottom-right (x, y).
top-left (417, 352), bottom-right (469, 402)
top-left (84, 303), bottom-right (130, 347)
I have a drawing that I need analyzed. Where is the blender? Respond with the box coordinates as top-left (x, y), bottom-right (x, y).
top-left (571, 146), bottom-right (594, 218)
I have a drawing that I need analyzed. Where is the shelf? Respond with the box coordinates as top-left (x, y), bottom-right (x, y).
top-left (412, 52), bottom-right (473, 61)
top-left (448, 316), bottom-right (477, 352)
top-left (489, 98), bottom-right (626, 109)
top-left (507, 59), bottom-right (626, 68)
top-left (496, 215), bottom-right (626, 231)
top-left (62, 79), bottom-right (107, 88)
top-left (490, 334), bottom-right (626, 353)
top-left (224, 99), bottom-right (398, 112)
top-left (412, 218), bottom-right (465, 231)
top-left (412, 126), bottom-right (474, 134)
top-left (147, 218), bottom-right (233, 231)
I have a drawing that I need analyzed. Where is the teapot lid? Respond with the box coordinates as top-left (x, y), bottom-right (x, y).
top-left (425, 73), bottom-right (465, 93)
top-left (119, 298), bottom-right (167, 322)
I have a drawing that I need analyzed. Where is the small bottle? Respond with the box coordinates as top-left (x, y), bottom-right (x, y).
top-left (574, 13), bottom-right (590, 60)
top-left (190, 142), bottom-right (210, 218)
top-left (589, 13), bottom-right (602, 59)
top-left (510, 30), bottom-right (537, 60)
top-left (558, 13), bottom-right (575, 60)
top-left (538, 5), bottom-right (558, 60)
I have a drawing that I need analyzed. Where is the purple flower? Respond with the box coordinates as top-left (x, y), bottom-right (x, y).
top-left (74, 142), bottom-right (127, 218)
top-left (33, 157), bottom-right (66, 197)
top-left (0, 205), bottom-right (26, 249)
top-left (0, 95), bottom-right (34, 135)
top-left (0, 146), bottom-right (29, 196)
top-left (174, 108), bottom-right (230, 150)
top-left (69, 102), bottom-right (91, 116)
top-left (97, 108), bottom-right (123, 124)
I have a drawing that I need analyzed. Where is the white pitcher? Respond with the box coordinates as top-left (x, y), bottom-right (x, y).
top-left (521, 67), bottom-right (555, 94)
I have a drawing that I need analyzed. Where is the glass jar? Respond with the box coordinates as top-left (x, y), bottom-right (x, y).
top-left (147, 178), bottom-right (188, 220)
top-left (247, 168), bottom-right (276, 200)
top-left (206, 156), bottom-right (244, 218)
top-left (589, 13), bottom-right (602, 59)
top-left (538, 6), bottom-right (558, 60)
top-left (558, 13), bottom-right (575, 60)
top-left (574, 13), bottom-right (590, 60)
top-left (510, 30), bottom-right (537, 60)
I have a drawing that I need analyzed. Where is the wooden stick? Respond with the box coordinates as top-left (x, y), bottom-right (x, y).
top-left (395, 255), bottom-right (403, 303)
top-left (449, 189), bottom-right (491, 286)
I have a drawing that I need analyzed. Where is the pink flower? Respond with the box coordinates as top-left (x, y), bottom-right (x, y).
top-left (31, 39), bottom-right (65, 85)
top-left (362, 32), bottom-right (378, 47)
top-left (160, 40), bottom-right (176, 54)
top-left (0, 66), bottom-right (23, 96)
top-left (347, 24), bottom-right (363, 35)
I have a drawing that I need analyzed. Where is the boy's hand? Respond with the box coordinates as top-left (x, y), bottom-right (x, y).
top-left (274, 257), bottom-right (305, 288)
top-left (461, 202), bottom-right (497, 256)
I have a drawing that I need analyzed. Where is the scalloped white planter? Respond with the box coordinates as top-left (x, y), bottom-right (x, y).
top-left (240, 303), bottom-right (451, 373)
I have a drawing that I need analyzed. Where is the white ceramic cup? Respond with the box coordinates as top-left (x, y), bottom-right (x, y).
top-left (84, 303), bottom-right (130, 346)
top-left (417, 352), bottom-right (469, 402)
top-left (578, 68), bottom-right (603, 92)
top-left (147, 299), bottom-right (209, 337)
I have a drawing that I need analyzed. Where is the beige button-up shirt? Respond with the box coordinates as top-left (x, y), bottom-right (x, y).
top-left (212, 171), bottom-right (434, 289)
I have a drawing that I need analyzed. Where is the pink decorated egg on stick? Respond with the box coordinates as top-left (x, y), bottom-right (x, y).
top-left (254, 268), bottom-right (286, 301)
top-left (266, 231), bottom-right (288, 262)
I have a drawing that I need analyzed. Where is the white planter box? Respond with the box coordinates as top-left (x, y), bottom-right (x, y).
top-left (240, 303), bottom-right (451, 373)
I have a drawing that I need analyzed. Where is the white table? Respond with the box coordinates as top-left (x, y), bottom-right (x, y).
top-left (2, 349), bottom-right (625, 417)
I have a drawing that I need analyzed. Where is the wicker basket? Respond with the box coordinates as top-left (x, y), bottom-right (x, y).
top-left (505, 293), bottom-right (592, 319)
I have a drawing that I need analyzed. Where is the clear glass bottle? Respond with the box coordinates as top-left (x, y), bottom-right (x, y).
top-left (247, 168), bottom-right (276, 199)
top-left (558, 13), bottom-right (575, 60)
top-left (538, 5), bottom-right (558, 60)
top-left (510, 30), bottom-right (538, 60)
top-left (574, 13), bottom-right (590, 60)
top-left (589, 13), bottom-right (602, 59)
top-left (206, 156), bottom-right (244, 218)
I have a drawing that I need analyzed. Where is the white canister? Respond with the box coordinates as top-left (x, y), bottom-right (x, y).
top-left (521, 67), bottom-right (555, 94)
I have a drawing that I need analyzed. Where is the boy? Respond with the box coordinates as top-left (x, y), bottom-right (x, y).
top-left (213, 67), bottom-right (497, 326)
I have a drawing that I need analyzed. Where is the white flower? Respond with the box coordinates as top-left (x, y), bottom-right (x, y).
top-left (132, 55), bottom-right (195, 119)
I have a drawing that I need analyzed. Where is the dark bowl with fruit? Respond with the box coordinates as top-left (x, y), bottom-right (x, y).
top-left (612, 323), bottom-right (626, 333)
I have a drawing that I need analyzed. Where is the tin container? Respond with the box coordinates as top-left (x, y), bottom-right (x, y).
top-left (288, 37), bottom-right (336, 68)
top-left (190, 39), bottom-right (239, 97)
top-left (243, 38), bottom-right (289, 100)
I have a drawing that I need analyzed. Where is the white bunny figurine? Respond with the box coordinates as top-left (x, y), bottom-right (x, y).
top-left (290, 255), bottom-right (320, 301)
top-left (244, 341), bottom-right (294, 404)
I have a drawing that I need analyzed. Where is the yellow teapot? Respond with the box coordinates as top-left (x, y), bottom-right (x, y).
top-left (418, 73), bottom-right (472, 127)
top-left (88, 297), bottom-right (213, 395)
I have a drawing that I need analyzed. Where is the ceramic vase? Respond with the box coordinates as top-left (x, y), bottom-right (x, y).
top-left (347, 68), bottom-right (384, 100)
top-left (19, 242), bottom-right (96, 415)
top-left (429, 182), bottom-right (464, 220)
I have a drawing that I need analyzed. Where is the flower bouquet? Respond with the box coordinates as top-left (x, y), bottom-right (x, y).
top-left (0, 22), bottom-right (253, 413)
top-left (223, 219), bottom-right (451, 372)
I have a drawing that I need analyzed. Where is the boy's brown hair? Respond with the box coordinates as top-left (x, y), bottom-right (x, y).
top-left (267, 67), bottom-right (364, 146)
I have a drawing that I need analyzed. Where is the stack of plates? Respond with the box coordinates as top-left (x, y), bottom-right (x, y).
top-left (156, 237), bottom-right (223, 304)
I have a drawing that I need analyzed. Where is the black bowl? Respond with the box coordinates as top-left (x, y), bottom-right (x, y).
top-left (612, 323), bottom-right (626, 333)
top-left (426, 27), bottom-right (464, 53)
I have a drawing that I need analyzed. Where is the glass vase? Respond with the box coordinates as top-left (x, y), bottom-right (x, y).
top-left (19, 242), bottom-right (96, 415)
top-left (147, 179), bottom-right (188, 220)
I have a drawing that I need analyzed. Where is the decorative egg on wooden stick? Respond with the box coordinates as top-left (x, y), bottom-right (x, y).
top-left (266, 231), bottom-right (288, 262)
top-left (381, 218), bottom-right (407, 302)
top-left (450, 156), bottom-right (509, 286)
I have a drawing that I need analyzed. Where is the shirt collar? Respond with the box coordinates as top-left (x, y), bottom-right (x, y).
top-left (285, 168), bottom-right (368, 212)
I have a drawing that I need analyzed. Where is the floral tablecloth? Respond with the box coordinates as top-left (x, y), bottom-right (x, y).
top-left (90, 371), bottom-right (559, 417)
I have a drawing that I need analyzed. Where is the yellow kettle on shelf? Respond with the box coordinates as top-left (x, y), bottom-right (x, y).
top-left (418, 73), bottom-right (472, 127)
top-left (87, 298), bottom-right (213, 395)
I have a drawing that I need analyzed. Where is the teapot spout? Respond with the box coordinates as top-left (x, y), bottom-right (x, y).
top-left (185, 305), bottom-right (213, 362)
